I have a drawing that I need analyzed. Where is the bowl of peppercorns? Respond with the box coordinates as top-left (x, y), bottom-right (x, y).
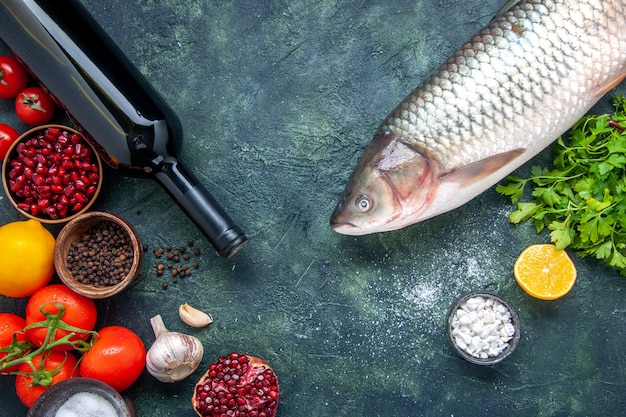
top-left (2, 124), bottom-right (103, 223)
top-left (54, 211), bottom-right (143, 299)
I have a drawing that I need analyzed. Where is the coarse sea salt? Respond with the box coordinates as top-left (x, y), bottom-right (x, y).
top-left (450, 295), bottom-right (516, 360)
top-left (55, 391), bottom-right (119, 417)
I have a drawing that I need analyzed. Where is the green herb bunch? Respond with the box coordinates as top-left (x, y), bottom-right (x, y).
top-left (497, 95), bottom-right (626, 275)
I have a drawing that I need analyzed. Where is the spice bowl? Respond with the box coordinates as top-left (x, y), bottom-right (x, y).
top-left (54, 211), bottom-right (143, 299)
top-left (27, 377), bottom-right (134, 417)
top-left (445, 291), bottom-right (520, 365)
top-left (2, 124), bottom-right (103, 224)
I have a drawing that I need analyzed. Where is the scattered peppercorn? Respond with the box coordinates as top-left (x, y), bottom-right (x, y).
top-left (149, 241), bottom-right (205, 288)
top-left (162, 282), bottom-right (168, 289)
top-left (67, 220), bottom-right (134, 287)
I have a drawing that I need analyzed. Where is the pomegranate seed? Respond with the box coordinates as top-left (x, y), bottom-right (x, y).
top-left (44, 206), bottom-right (58, 219)
top-left (38, 198), bottom-right (50, 210)
top-left (74, 192), bottom-right (88, 204)
top-left (71, 202), bottom-right (84, 212)
top-left (85, 185), bottom-right (97, 197)
top-left (37, 186), bottom-right (52, 198)
top-left (35, 163), bottom-right (47, 175)
top-left (64, 184), bottom-right (76, 197)
top-left (32, 173), bottom-right (46, 186)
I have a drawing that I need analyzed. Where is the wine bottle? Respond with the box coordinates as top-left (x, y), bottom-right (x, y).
top-left (0, 0), bottom-right (246, 258)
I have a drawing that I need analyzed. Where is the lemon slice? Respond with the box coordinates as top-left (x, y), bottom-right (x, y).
top-left (513, 244), bottom-right (577, 300)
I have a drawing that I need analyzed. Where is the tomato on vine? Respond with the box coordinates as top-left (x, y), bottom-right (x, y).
top-left (0, 123), bottom-right (19, 160)
top-left (80, 326), bottom-right (146, 392)
top-left (25, 284), bottom-right (97, 351)
top-left (15, 351), bottom-right (79, 408)
top-left (15, 86), bottom-right (55, 125)
top-left (0, 313), bottom-right (30, 374)
top-left (0, 55), bottom-right (29, 99)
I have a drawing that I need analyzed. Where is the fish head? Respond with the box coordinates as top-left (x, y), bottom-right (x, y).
top-left (330, 132), bottom-right (438, 235)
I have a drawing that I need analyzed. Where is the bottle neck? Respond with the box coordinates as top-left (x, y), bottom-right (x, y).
top-left (154, 158), bottom-right (246, 258)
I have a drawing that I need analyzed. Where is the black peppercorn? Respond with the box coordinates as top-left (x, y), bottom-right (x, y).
top-left (67, 220), bottom-right (134, 287)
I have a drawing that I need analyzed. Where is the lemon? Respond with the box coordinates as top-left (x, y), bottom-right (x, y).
top-left (0, 219), bottom-right (55, 298)
top-left (513, 244), bottom-right (577, 300)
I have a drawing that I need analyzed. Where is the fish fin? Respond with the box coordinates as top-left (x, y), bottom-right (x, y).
top-left (596, 71), bottom-right (626, 98)
top-left (441, 148), bottom-right (525, 186)
top-left (492, 0), bottom-right (520, 20)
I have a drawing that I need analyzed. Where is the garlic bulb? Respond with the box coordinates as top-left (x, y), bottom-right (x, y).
top-left (146, 314), bottom-right (204, 383)
top-left (179, 303), bottom-right (213, 328)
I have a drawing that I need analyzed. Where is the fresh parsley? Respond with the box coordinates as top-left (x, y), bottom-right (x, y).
top-left (496, 95), bottom-right (626, 276)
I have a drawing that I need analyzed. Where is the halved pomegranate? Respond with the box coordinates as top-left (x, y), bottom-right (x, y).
top-left (192, 352), bottom-right (279, 417)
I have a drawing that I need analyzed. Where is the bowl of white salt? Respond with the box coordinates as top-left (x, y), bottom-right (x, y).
top-left (27, 377), bottom-right (134, 417)
top-left (445, 291), bottom-right (520, 365)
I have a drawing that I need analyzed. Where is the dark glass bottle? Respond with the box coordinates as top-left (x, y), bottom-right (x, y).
top-left (0, 0), bottom-right (246, 257)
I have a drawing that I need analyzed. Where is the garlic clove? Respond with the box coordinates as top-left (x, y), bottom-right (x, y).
top-left (179, 303), bottom-right (213, 328)
top-left (146, 314), bottom-right (204, 383)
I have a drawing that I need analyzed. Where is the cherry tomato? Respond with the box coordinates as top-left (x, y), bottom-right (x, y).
top-left (0, 313), bottom-right (30, 374)
top-left (80, 326), bottom-right (146, 392)
top-left (0, 123), bottom-right (19, 160)
top-left (15, 351), bottom-right (79, 408)
top-left (0, 56), bottom-right (29, 99)
top-left (25, 284), bottom-right (97, 351)
top-left (15, 86), bottom-right (55, 125)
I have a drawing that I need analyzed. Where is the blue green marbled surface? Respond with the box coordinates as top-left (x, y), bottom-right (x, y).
top-left (1, 1), bottom-right (624, 416)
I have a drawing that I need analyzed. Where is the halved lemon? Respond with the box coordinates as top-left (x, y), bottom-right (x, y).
top-left (513, 244), bottom-right (577, 300)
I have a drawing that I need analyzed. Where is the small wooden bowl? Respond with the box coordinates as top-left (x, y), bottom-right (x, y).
top-left (54, 211), bottom-right (142, 299)
top-left (2, 124), bottom-right (103, 224)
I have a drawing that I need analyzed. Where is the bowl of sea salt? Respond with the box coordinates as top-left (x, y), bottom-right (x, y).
top-left (446, 291), bottom-right (520, 365)
top-left (27, 377), bottom-right (133, 417)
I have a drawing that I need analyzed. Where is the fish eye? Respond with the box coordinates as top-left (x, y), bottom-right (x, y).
top-left (355, 195), bottom-right (372, 212)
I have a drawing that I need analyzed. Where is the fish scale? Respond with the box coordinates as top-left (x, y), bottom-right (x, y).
top-left (384, 0), bottom-right (624, 169)
top-left (331, 0), bottom-right (626, 235)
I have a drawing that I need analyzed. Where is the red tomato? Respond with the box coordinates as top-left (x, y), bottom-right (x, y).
top-left (25, 284), bottom-right (97, 351)
top-left (15, 86), bottom-right (55, 125)
top-left (80, 326), bottom-right (146, 392)
top-left (15, 351), bottom-right (79, 408)
top-left (0, 123), bottom-right (19, 160)
top-left (0, 55), bottom-right (29, 99)
top-left (0, 313), bottom-right (30, 374)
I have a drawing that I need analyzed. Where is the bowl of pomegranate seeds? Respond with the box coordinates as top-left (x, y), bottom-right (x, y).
top-left (54, 211), bottom-right (143, 299)
top-left (2, 124), bottom-right (103, 223)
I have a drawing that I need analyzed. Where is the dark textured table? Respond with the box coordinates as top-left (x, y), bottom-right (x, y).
top-left (1, 1), bottom-right (625, 416)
